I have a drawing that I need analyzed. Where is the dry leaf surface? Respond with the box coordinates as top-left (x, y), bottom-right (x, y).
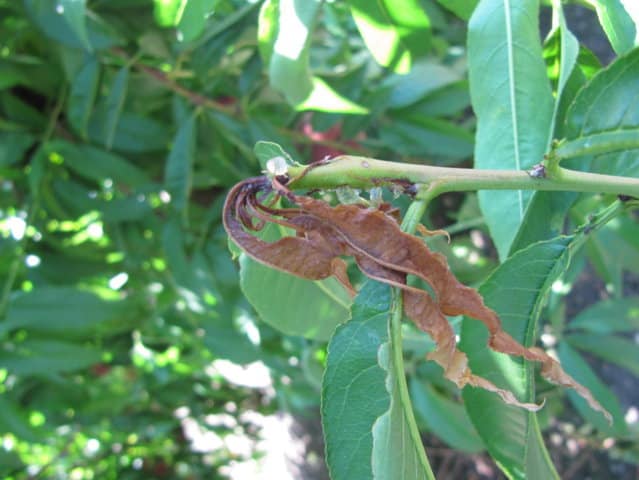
top-left (223, 175), bottom-right (611, 421)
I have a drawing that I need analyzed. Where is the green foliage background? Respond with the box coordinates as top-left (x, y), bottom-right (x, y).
top-left (1, 0), bottom-right (638, 479)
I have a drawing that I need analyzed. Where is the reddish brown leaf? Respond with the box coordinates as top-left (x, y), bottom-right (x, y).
top-left (223, 175), bottom-right (611, 421)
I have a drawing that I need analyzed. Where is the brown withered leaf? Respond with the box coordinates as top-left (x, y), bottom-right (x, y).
top-left (223, 176), bottom-right (611, 422)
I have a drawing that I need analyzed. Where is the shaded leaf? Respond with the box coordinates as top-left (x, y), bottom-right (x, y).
top-left (568, 297), bottom-right (639, 333)
top-left (103, 67), bottom-right (129, 149)
top-left (57, 0), bottom-right (92, 52)
top-left (410, 380), bottom-right (484, 453)
top-left (67, 55), bottom-right (100, 138)
top-left (0, 339), bottom-right (102, 375)
top-left (177, 0), bottom-right (216, 43)
top-left (565, 332), bottom-right (639, 376)
top-left (558, 343), bottom-right (627, 436)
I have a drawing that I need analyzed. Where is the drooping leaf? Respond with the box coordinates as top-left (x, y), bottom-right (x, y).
top-left (588, 0), bottom-right (638, 55)
top-left (348, 0), bottom-right (431, 73)
top-left (0, 132), bottom-right (35, 167)
top-left (384, 61), bottom-right (461, 109)
top-left (165, 113), bottom-right (197, 212)
top-left (88, 111), bottom-right (170, 152)
top-left (468, 0), bottom-right (554, 259)
top-left (224, 173), bottom-right (609, 417)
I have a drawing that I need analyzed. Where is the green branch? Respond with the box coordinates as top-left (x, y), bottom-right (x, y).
top-left (286, 155), bottom-right (639, 198)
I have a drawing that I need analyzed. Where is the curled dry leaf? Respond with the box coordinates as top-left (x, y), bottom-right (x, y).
top-left (223, 175), bottom-right (611, 422)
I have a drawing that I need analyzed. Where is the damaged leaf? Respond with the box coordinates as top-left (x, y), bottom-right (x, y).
top-left (223, 174), bottom-right (611, 420)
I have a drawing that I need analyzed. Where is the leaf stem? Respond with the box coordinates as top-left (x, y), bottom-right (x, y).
top-left (287, 155), bottom-right (639, 198)
top-left (386, 199), bottom-right (436, 480)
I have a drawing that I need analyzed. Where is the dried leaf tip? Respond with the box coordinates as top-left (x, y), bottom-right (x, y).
top-left (224, 175), bottom-right (612, 421)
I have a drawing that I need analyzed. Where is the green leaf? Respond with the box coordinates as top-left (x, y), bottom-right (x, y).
top-left (371, 337), bottom-right (435, 480)
top-left (557, 343), bottom-right (627, 435)
top-left (67, 56), bottom-right (100, 138)
top-left (0, 287), bottom-right (135, 340)
top-left (461, 236), bottom-right (580, 480)
top-left (253, 140), bottom-right (299, 171)
top-left (409, 380), bottom-right (484, 453)
top-left (239, 255), bottom-right (351, 341)
top-left (177, 0), bottom-right (216, 43)
top-left (348, 0), bottom-right (431, 73)
top-left (165, 113), bottom-right (197, 212)
top-left (468, 0), bottom-right (554, 260)
top-left (24, 0), bottom-right (122, 51)
top-left (565, 48), bottom-right (639, 138)
top-left (153, 0), bottom-right (186, 27)
top-left (57, 0), bottom-right (92, 52)
top-left (47, 140), bottom-right (149, 187)
top-left (0, 339), bottom-right (102, 375)
top-left (565, 332), bottom-right (639, 376)
top-left (384, 61), bottom-right (461, 109)
top-left (568, 297), bottom-right (639, 333)
top-left (88, 112), bottom-right (170, 152)
top-left (588, 0), bottom-right (638, 55)
top-left (555, 130), bottom-right (639, 160)
top-left (102, 67), bottom-right (129, 149)
top-left (508, 1), bottom-right (580, 253)
top-left (434, 0), bottom-right (478, 20)
top-left (0, 132), bottom-right (35, 167)
top-left (258, 0), bottom-right (367, 113)
top-left (322, 282), bottom-right (391, 480)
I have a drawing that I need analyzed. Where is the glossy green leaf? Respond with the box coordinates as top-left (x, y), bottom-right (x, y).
top-left (568, 297), bottom-right (639, 333)
top-left (588, 0), bottom-right (638, 55)
top-left (258, 0), bottom-right (367, 113)
top-left (165, 113), bottom-right (197, 212)
top-left (508, 0), bottom-right (580, 254)
top-left (348, 0), bottom-right (431, 73)
top-left (177, 0), bottom-right (215, 42)
top-left (409, 380), bottom-right (484, 453)
top-left (565, 332), bottom-right (639, 376)
top-left (103, 67), bottom-right (129, 149)
top-left (461, 236), bottom-right (579, 480)
top-left (67, 56), bottom-right (100, 138)
top-left (469, 0), bottom-right (554, 260)
top-left (565, 48), bottom-right (639, 138)
top-left (322, 282), bottom-right (391, 480)
top-left (0, 339), bottom-right (102, 375)
top-left (557, 343), bottom-right (627, 435)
